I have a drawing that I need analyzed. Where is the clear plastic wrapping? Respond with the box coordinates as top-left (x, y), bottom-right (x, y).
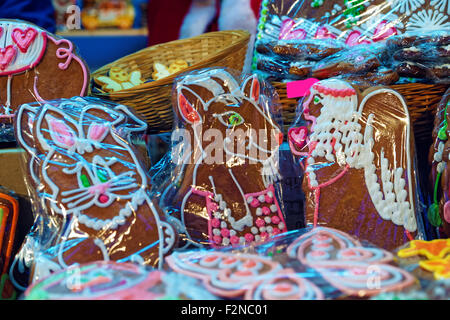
top-left (386, 31), bottom-right (450, 83)
top-left (252, 1), bottom-right (449, 84)
top-left (428, 88), bottom-right (450, 238)
top-left (165, 226), bottom-right (418, 300)
top-left (155, 67), bottom-right (288, 249)
top-left (287, 78), bottom-right (427, 250)
top-left (9, 96), bottom-right (177, 289)
top-left (22, 260), bottom-right (217, 300)
top-left (0, 19), bottom-right (90, 143)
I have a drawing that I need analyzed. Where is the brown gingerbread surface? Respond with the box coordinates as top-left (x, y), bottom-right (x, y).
top-left (289, 79), bottom-right (422, 250)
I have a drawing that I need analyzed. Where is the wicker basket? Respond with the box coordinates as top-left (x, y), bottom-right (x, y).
top-left (91, 30), bottom-right (251, 133)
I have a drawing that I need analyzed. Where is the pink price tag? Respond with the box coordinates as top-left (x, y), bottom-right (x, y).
top-left (286, 78), bottom-right (319, 99)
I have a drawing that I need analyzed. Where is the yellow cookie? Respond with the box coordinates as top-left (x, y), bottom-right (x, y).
top-left (109, 66), bottom-right (131, 83)
top-left (168, 59), bottom-right (189, 74)
top-left (152, 62), bottom-right (171, 80)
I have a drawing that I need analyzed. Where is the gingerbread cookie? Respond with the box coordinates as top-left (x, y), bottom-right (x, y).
top-left (0, 19), bottom-right (89, 120)
top-left (338, 67), bottom-right (400, 88)
top-left (23, 261), bottom-right (216, 300)
top-left (271, 39), bottom-right (344, 61)
top-left (160, 68), bottom-right (286, 248)
top-left (311, 45), bottom-right (382, 79)
top-left (429, 88), bottom-right (450, 236)
top-left (288, 79), bottom-right (424, 250)
top-left (286, 227), bottom-right (416, 298)
top-left (256, 56), bottom-right (292, 80)
top-left (289, 62), bottom-right (314, 78)
top-left (94, 66), bottom-right (144, 92)
top-left (14, 97), bottom-right (176, 282)
top-left (0, 191), bottom-right (19, 299)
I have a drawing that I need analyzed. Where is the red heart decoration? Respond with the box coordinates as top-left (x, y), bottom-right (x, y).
top-left (0, 46), bottom-right (17, 70)
top-left (345, 30), bottom-right (371, 46)
top-left (288, 126), bottom-right (308, 149)
top-left (279, 18), bottom-right (307, 40)
top-left (372, 20), bottom-right (398, 42)
top-left (0, 27), bottom-right (3, 38)
top-left (12, 27), bottom-right (38, 53)
top-left (314, 26), bottom-right (336, 39)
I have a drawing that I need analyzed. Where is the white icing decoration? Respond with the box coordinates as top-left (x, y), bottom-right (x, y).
top-left (407, 9), bottom-right (450, 31)
top-left (177, 70), bottom-right (282, 246)
top-left (431, 0), bottom-right (450, 14)
top-left (306, 81), bottom-right (417, 232)
top-left (388, 0), bottom-right (425, 15)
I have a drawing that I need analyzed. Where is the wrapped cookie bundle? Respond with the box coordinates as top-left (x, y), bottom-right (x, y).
top-left (429, 88), bottom-right (450, 237)
top-left (23, 260), bottom-right (217, 300)
top-left (10, 96), bottom-right (177, 289)
top-left (255, 39), bottom-right (345, 81)
top-left (386, 31), bottom-right (450, 84)
top-left (156, 67), bottom-right (288, 249)
top-left (253, 0), bottom-right (449, 85)
top-left (0, 19), bottom-right (89, 143)
top-left (165, 226), bottom-right (418, 300)
top-left (288, 79), bottom-right (426, 250)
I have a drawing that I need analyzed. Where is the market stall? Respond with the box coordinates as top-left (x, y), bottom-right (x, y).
top-left (0, 0), bottom-right (449, 302)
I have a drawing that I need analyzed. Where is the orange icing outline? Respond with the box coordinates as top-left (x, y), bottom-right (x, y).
top-left (397, 239), bottom-right (450, 260)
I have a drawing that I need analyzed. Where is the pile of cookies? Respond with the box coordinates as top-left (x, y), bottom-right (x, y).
top-left (255, 32), bottom-right (449, 86)
top-left (93, 59), bottom-right (190, 93)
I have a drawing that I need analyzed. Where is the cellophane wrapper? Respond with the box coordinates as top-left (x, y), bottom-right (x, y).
top-left (153, 67), bottom-right (290, 250)
top-left (9, 96), bottom-right (177, 290)
top-left (287, 78), bottom-right (427, 251)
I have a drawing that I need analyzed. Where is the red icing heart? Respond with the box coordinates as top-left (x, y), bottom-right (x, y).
top-left (279, 18), bottom-right (307, 40)
top-left (345, 30), bottom-right (371, 46)
top-left (372, 20), bottom-right (397, 42)
top-left (314, 26), bottom-right (336, 39)
top-left (0, 46), bottom-right (17, 70)
top-left (12, 27), bottom-right (38, 53)
top-left (288, 126), bottom-right (308, 149)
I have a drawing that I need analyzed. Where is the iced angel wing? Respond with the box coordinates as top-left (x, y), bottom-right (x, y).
top-left (357, 88), bottom-right (418, 233)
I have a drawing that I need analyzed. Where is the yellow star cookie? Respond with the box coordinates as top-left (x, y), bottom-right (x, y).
top-left (397, 239), bottom-right (450, 260)
top-left (419, 256), bottom-right (450, 280)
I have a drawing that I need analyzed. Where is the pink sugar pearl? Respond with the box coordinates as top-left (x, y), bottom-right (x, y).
top-left (262, 207), bottom-right (271, 215)
top-left (250, 199), bottom-right (260, 208)
top-left (265, 195), bottom-right (274, 204)
top-left (221, 228), bottom-right (230, 238)
top-left (244, 233), bottom-right (254, 242)
top-left (213, 235), bottom-right (222, 244)
top-left (211, 218), bottom-right (221, 228)
top-left (230, 236), bottom-right (240, 245)
top-left (256, 218), bottom-right (265, 228)
top-left (272, 227), bottom-right (280, 235)
top-left (271, 216), bottom-right (280, 224)
top-left (260, 232), bottom-right (269, 240)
